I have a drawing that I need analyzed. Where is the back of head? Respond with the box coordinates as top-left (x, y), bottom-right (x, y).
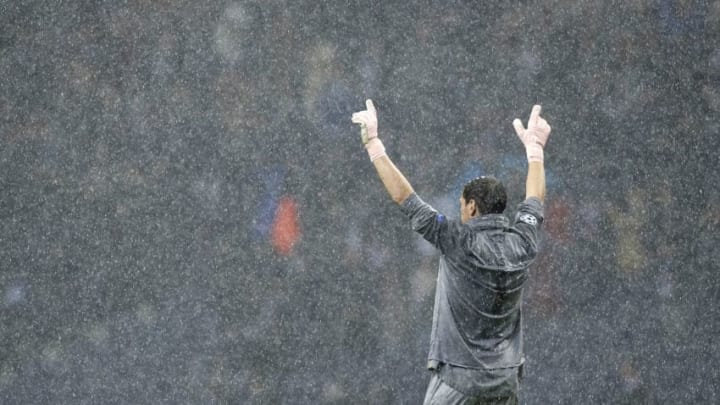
top-left (462, 176), bottom-right (507, 215)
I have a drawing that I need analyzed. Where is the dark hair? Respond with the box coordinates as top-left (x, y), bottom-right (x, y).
top-left (462, 176), bottom-right (507, 215)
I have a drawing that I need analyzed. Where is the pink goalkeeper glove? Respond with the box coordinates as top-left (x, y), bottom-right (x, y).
top-left (351, 99), bottom-right (386, 162)
top-left (513, 105), bottom-right (551, 163)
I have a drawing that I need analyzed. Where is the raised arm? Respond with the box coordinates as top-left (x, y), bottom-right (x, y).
top-left (513, 105), bottom-right (551, 203)
top-left (351, 99), bottom-right (414, 204)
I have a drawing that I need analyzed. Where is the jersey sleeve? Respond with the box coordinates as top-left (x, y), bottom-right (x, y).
top-left (399, 193), bottom-right (463, 254)
top-left (509, 197), bottom-right (545, 259)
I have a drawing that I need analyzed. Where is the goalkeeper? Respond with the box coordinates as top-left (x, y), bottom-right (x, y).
top-left (352, 101), bottom-right (551, 404)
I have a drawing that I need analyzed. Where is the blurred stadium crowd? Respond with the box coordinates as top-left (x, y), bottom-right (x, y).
top-left (1, 1), bottom-right (718, 403)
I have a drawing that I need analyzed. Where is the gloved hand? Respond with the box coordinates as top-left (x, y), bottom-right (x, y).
top-left (513, 105), bottom-right (551, 163)
top-left (351, 99), bottom-right (386, 161)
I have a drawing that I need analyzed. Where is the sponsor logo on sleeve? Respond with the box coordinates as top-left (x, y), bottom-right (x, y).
top-left (519, 213), bottom-right (538, 226)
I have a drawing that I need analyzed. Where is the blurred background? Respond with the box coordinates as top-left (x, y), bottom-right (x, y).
top-left (1, 0), bottom-right (718, 403)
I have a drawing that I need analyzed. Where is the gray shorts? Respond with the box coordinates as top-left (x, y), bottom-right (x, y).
top-left (423, 364), bottom-right (520, 405)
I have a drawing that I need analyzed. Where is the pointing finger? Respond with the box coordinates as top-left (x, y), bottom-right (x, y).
top-left (365, 99), bottom-right (376, 115)
top-left (529, 105), bottom-right (542, 126)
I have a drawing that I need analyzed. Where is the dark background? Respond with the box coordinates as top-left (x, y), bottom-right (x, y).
top-left (1, 1), bottom-right (718, 403)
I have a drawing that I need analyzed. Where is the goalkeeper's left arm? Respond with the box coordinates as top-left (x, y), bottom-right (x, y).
top-left (351, 99), bottom-right (414, 204)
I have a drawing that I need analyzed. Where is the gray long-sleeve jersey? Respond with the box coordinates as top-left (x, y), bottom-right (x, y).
top-left (400, 193), bottom-right (544, 370)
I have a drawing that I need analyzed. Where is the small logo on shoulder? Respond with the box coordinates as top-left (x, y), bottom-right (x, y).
top-left (519, 213), bottom-right (538, 226)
